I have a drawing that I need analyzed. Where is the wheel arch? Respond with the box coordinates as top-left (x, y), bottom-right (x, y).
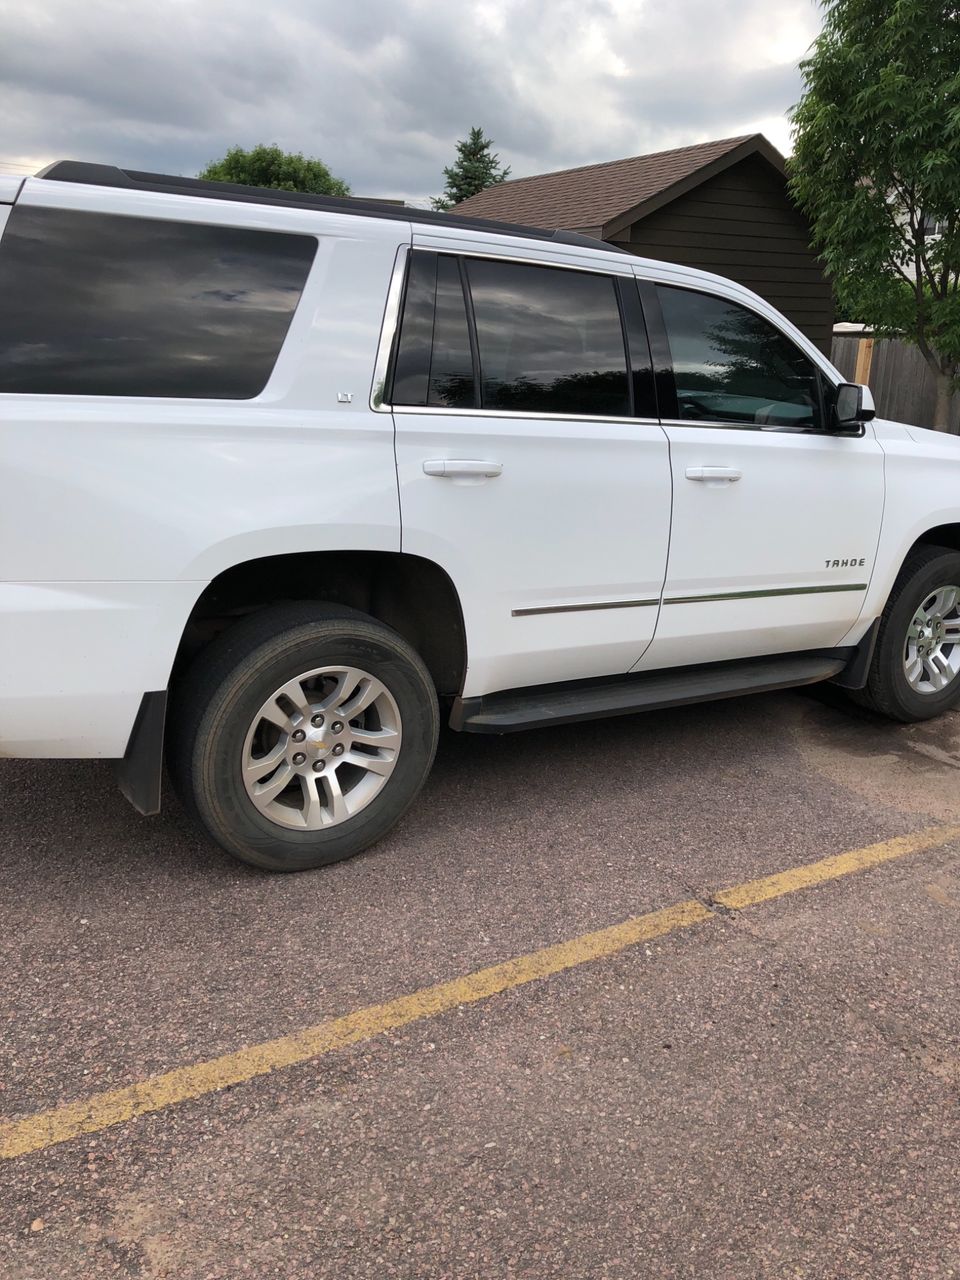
top-left (116, 550), bottom-right (467, 816)
top-left (854, 535), bottom-right (960, 721)
top-left (909, 523), bottom-right (960, 557)
top-left (863, 524), bottom-right (960, 638)
top-left (171, 550), bottom-right (468, 698)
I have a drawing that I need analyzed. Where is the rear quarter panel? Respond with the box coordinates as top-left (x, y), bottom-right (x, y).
top-left (0, 183), bottom-right (407, 754)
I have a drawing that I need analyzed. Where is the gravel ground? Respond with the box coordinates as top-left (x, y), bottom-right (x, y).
top-left (2, 686), bottom-right (959, 1278)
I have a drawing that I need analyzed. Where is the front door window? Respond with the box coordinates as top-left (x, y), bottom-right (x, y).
top-left (658, 285), bottom-right (824, 430)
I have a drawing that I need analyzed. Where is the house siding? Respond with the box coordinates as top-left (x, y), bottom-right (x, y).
top-left (611, 156), bottom-right (834, 352)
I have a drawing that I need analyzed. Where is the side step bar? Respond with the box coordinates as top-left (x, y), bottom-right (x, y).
top-left (451, 651), bottom-right (852, 734)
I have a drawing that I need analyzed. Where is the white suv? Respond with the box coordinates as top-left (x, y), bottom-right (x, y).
top-left (3, 162), bottom-right (959, 871)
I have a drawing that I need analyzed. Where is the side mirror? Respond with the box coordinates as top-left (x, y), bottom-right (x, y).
top-left (832, 382), bottom-right (876, 435)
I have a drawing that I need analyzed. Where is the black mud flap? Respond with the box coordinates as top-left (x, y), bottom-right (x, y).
top-left (829, 619), bottom-right (880, 690)
top-left (113, 690), bottom-right (167, 815)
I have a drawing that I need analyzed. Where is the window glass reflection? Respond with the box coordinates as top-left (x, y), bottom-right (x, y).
top-left (392, 250), bottom-right (437, 406)
top-left (0, 206), bottom-right (315, 398)
top-left (427, 255), bottom-right (475, 409)
top-left (658, 286), bottom-right (822, 429)
top-left (466, 259), bottom-right (630, 417)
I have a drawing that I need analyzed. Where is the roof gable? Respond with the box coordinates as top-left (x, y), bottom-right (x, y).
top-left (451, 135), bottom-right (787, 235)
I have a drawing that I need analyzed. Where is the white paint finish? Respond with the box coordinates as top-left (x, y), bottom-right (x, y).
top-left (0, 199), bottom-right (407, 586)
top-left (0, 581), bottom-right (202, 755)
top-left (858, 419), bottom-right (960, 630)
top-left (0, 404), bottom-right (401, 584)
top-left (636, 423), bottom-right (885, 670)
top-left (399, 233), bottom-right (674, 693)
top-left (21, 175), bottom-right (394, 239)
top-left (0, 182), bottom-right (408, 755)
top-left (411, 228), bottom-right (633, 276)
top-left (4, 175), bottom-right (960, 761)
top-left (0, 174), bottom-right (23, 204)
top-left (395, 408), bottom-right (672, 696)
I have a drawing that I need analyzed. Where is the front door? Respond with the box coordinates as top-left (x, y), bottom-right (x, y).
top-left (390, 242), bottom-right (673, 698)
top-left (635, 282), bottom-right (885, 671)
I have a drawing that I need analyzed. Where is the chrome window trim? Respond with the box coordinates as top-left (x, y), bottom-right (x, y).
top-left (415, 241), bottom-right (638, 279)
top-left (370, 243), bottom-right (409, 412)
top-left (391, 404), bottom-right (662, 425)
top-left (370, 243), bottom-right (644, 416)
top-left (646, 276), bottom-right (842, 397)
top-left (373, 251), bottom-right (843, 417)
top-left (658, 417), bottom-right (828, 435)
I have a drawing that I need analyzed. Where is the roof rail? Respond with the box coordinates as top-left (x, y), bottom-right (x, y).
top-left (37, 161), bottom-right (624, 254)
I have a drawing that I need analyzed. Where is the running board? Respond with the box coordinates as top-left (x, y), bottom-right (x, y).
top-left (451, 651), bottom-right (851, 734)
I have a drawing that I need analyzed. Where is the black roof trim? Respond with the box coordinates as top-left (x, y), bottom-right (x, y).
top-left (37, 161), bottom-right (625, 254)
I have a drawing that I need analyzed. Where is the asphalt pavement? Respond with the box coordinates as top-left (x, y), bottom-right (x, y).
top-left (2, 686), bottom-right (960, 1278)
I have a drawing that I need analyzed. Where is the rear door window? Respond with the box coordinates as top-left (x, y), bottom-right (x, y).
top-left (391, 252), bottom-right (476, 409)
top-left (0, 205), bottom-right (315, 398)
top-left (465, 258), bottom-right (631, 417)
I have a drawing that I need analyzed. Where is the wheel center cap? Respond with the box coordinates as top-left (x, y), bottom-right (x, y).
top-left (304, 728), bottom-right (330, 757)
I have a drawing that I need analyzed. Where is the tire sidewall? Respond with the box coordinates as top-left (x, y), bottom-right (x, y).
top-left (878, 552), bottom-right (960, 720)
top-left (190, 621), bottom-right (438, 871)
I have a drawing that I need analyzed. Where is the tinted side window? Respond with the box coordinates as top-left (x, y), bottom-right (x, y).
top-left (391, 251), bottom-right (436, 406)
top-left (465, 259), bottom-right (630, 416)
top-left (0, 206), bottom-right (315, 398)
top-left (658, 286), bottom-right (823, 429)
top-left (391, 252), bottom-right (476, 409)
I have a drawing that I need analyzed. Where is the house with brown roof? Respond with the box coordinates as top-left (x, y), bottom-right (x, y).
top-left (452, 134), bottom-right (833, 352)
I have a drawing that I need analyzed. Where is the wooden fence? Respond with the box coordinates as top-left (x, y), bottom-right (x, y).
top-left (830, 333), bottom-right (960, 432)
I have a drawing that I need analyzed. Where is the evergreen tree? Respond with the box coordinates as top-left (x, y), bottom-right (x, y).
top-left (433, 127), bottom-right (511, 210)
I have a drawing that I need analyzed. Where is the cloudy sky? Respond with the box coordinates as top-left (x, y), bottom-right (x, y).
top-left (0, 0), bottom-right (822, 204)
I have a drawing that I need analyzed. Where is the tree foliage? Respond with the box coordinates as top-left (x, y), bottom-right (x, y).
top-left (790, 0), bottom-right (960, 428)
top-left (433, 127), bottom-right (511, 210)
top-left (199, 144), bottom-right (350, 197)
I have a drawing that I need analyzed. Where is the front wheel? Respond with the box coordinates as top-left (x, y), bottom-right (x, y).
top-left (855, 546), bottom-right (960, 722)
top-left (169, 604), bottom-right (439, 871)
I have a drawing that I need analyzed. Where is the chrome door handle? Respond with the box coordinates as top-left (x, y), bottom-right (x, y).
top-left (685, 466), bottom-right (742, 483)
top-left (423, 459), bottom-right (503, 478)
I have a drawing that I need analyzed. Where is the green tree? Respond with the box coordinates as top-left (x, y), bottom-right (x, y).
top-left (790, 0), bottom-right (960, 430)
top-left (433, 127), bottom-right (511, 210)
top-left (199, 144), bottom-right (350, 197)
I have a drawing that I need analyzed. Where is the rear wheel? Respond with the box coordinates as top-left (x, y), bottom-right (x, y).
top-left (855, 546), bottom-right (960, 722)
top-left (169, 603), bottom-right (439, 871)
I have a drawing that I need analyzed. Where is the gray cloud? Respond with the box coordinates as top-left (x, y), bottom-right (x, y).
top-left (0, 0), bottom-right (820, 199)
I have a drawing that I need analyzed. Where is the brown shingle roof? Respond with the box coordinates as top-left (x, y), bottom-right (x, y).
top-left (451, 134), bottom-right (777, 231)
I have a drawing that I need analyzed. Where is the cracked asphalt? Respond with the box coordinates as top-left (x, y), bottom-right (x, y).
top-left (2, 686), bottom-right (960, 1278)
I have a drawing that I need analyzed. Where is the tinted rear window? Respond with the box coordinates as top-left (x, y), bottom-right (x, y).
top-left (0, 205), bottom-right (316, 398)
top-left (465, 258), bottom-right (630, 416)
top-left (391, 251), bottom-right (476, 409)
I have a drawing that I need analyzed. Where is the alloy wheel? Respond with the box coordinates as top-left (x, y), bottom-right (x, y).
top-left (241, 666), bottom-right (402, 829)
top-left (903, 584), bottom-right (960, 694)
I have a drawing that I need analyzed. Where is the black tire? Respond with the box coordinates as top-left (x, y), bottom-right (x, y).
top-left (854, 545), bottom-right (960, 722)
top-left (168, 603), bottom-right (439, 871)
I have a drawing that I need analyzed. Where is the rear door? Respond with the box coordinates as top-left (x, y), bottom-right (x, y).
top-left (634, 279), bottom-right (885, 672)
top-left (389, 242), bottom-right (674, 698)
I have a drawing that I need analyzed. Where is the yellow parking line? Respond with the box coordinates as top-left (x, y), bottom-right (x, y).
top-left (712, 825), bottom-right (960, 909)
top-left (2, 823), bottom-right (958, 1161)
